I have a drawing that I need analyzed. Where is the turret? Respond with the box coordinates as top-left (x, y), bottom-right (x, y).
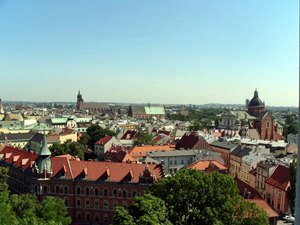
top-left (37, 134), bottom-right (52, 178)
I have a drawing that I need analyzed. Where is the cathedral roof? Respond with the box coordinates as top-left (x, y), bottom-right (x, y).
top-left (248, 89), bottom-right (264, 107)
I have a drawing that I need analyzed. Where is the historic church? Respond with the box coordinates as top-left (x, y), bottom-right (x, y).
top-left (218, 90), bottom-right (283, 140)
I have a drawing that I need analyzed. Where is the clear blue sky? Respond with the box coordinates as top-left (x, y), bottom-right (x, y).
top-left (0, 0), bottom-right (298, 106)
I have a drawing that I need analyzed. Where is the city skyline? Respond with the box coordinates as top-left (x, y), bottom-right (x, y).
top-left (0, 1), bottom-right (298, 106)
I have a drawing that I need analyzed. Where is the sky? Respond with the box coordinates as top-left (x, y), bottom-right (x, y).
top-left (0, 0), bottom-right (298, 106)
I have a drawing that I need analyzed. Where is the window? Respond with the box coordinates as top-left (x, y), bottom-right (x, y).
top-left (86, 200), bottom-right (90, 208)
top-left (169, 160), bottom-right (173, 165)
top-left (64, 186), bottom-right (68, 194)
top-left (122, 190), bottom-right (127, 198)
top-left (95, 216), bottom-right (99, 222)
top-left (86, 214), bottom-right (90, 221)
top-left (181, 159), bottom-right (184, 164)
top-left (174, 160), bottom-right (177, 165)
top-left (86, 187), bottom-right (90, 196)
top-left (103, 200), bottom-right (109, 209)
top-left (76, 186), bottom-right (81, 195)
top-left (266, 121), bottom-right (270, 128)
top-left (94, 199), bottom-right (99, 209)
top-left (77, 214), bottom-right (81, 220)
top-left (77, 199), bottom-right (81, 207)
top-left (132, 190), bottom-right (137, 197)
top-left (43, 185), bottom-right (48, 194)
top-left (104, 189), bottom-right (108, 197)
top-left (64, 199), bottom-right (68, 206)
top-left (113, 189), bottom-right (118, 197)
top-left (103, 215), bottom-right (109, 224)
top-left (113, 201), bottom-right (117, 209)
top-left (95, 188), bottom-right (99, 196)
top-left (56, 185), bottom-right (60, 193)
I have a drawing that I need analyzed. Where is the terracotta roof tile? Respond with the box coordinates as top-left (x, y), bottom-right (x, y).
top-left (129, 145), bottom-right (174, 159)
top-left (266, 164), bottom-right (290, 191)
top-left (95, 136), bottom-right (112, 145)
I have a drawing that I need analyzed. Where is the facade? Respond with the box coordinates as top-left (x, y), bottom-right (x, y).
top-left (0, 132), bottom-right (35, 148)
top-left (218, 90), bottom-right (283, 140)
top-left (175, 132), bottom-right (211, 150)
top-left (0, 140), bottom-right (163, 225)
top-left (128, 105), bottom-right (166, 120)
top-left (265, 165), bottom-right (290, 213)
top-left (94, 136), bottom-right (121, 160)
top-left (256, 159), bottom-right (277, 198)
top-left (76, 91), bottom-right (110, 113)
top-left (210, 140), bottom-right (239, 169)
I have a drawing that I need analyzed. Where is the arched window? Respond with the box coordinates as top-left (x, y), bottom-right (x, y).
top-left (122, 190), bottom-right (127, 198)
top-left (103, 189), bottom-right (108, 197)
top-left (113, 189), bottom-right (118, 197)
top-left (55, 185), bottom-right (60, 193)
top-left (64, 186), bottom-right (68, 194)
top-left (76, 186), bottom-right (81, 195)
top-left (94, 188), bottom-right (99, 196)
top-left (43, 185), bottom-right (48, 194)
top-left (86, 187), bottom-right (90, 196)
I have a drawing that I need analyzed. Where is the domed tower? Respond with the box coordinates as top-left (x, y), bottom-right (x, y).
top-left (76, 90), bottom-right (84, 111)
top-left (247, 89), bottom-right (265, 117)
top-left (37, 134), bottom-right (52, 178)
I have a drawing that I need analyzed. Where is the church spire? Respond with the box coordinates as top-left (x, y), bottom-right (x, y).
top-left (37, 133), bottom-right (52, 177)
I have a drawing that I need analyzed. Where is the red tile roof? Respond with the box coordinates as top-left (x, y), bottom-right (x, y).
top-left (121, 130), bottom-right (137, 140)
top-left (129, 145), bottom-right (174, 159)
top-left (187, 160), bottom-right (227, 172)
top-left (235, 177), bottom-right (263, 200)
top-left (57, 160), bottom-right (163, 182)
top-left (266, 164), bottom-right (290, 191)
top-left (95, 136), bottom-right (112, 145)
top-left (0, 146), bottom-right (38, 170)
top-left (247, 199), bottom-right (278, 218)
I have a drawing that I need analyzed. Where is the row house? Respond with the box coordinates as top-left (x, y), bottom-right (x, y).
top-left (210, 140), bottom-right (239, 169)
top-left (265, 165), bottom-right (290, 213)
top-left (94, 136), bottom-right (121, 160)
top-left (0, 136), bottom-right (164, 225)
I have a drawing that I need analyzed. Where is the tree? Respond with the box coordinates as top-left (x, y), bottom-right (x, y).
top-left (0, 167), bottom-right (18, 225)
top-left (134, 131), bottom-right (154, 146)
top-left (49, 140), bottom-right (86, 159)
top-left (10, 194), bottom-right (40, 225)
top-left (37, 196), bottom-right (71, 225)
top-left (86, 124), bottom-right (116, 149)
top-left (112, 206), bottom-right (135, 225)
top-left (149, 169), bottom-right (268, 225)
top-left (289, 156), bottom-right (296, 215)
top-left (112, 193), bottom-right (172, 225)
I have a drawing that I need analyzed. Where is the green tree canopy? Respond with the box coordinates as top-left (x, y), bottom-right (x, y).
top-left (37, 196), bottom-right (71, 225)
top-left (85, 124), bottom-right (116, 149)
top-left (0, 167), bottom-right (71, 225)
top-left (149, 169), bottom-right (268, 225)
top-left (134, 131), bottom-right (154, 146)
top-left (50, 140), bottom-right (86, 159)
top-left (112, 193), bottom-right (172, 225)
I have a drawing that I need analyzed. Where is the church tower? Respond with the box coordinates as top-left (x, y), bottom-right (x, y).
top-left (0, 98), bottom-right (4, 114)
top-left (77, 90), bottom-right (84, 111)
top-left (37, 134), bottom-right (52, 178)
top-left (247, 89), bottom-right (265, 117)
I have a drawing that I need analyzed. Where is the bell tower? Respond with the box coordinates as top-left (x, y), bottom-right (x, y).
top-left (0, 98), bottom-right (4, 114)
top-left (76, 90), bottom-right (84, 111)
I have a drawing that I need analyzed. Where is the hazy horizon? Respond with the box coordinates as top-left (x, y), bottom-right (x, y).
top-left (0, 1), bottom-right (298, 106)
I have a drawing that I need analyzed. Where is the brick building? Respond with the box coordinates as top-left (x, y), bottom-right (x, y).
top-left (0, 136), bottom-right (164, 225)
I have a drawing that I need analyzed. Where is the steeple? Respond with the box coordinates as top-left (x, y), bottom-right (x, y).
top-left (254, 88), bottom-right (259, 98)
top-left (37, 133), bottom-right (52, 177)
top-left (39, 134), bottom-right (52, 156)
